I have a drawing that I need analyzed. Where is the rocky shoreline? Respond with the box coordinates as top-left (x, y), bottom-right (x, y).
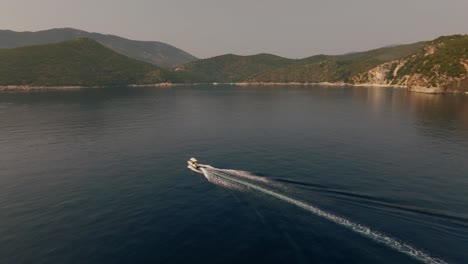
top-left (1, 82), bottom-right (466, 94)
top-left (234, 82), bottom-right (407, 89)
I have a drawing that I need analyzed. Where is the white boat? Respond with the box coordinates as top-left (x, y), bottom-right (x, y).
top-left (187, 157), bottom-right (202, 173)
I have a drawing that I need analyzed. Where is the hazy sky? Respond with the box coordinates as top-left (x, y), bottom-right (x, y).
top-left (1, 0), bottom-right (467, 58)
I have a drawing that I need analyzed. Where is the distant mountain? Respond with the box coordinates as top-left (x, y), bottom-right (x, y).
top-left (353, 35), bottom-right (468, 93)
top-left (0, 28), bottom-right (197, 67)
top-left (172, 53), bottom-right (295, 82)
top-left (173, 42), bottom-right (427, 83)
top-left (0, 38), bottom-right (168, 86)
top-left (173, 37), bottom-right (467, 93)
top-left (246, 42), bottom-right (428, 83)
top-left (0, 34), bottom-right (466, 93)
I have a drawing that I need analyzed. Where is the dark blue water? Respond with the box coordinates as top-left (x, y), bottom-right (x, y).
top-left (1, 85), bottom-right (467, 264)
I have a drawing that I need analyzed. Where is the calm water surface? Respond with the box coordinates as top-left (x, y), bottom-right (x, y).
top-left (0, 85), bottom-right (467, 263)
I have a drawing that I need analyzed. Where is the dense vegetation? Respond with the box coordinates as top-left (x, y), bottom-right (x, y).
top-left (172, 41), bottom-right (427, 83)
top-left (0, 39), bottom-right (168, 86)
top-left (248, 42), bottom-right (427, 83)
top-left (171, 53), bottom-right (296, 83)
top-left (0, 28), bottom-right (197, 67)
top-left (396, 35), bottom-right (468, 79)
top-left (0, 34), bottom-right (465, 89)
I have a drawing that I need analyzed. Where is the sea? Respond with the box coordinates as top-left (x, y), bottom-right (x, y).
top-left (1, 85), bottom-right (467, 264)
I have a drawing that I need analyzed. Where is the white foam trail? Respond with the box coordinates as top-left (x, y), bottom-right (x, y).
top-left (202, 168), bottom-right (248, 192)
top-left (216, 169), bottom-right (272, 184)
top-left (200, 167), bottom-right (446, 264)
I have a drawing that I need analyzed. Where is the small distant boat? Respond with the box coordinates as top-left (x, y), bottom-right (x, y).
top-left (187, 157), bottom-right (199, 169)
top-left (187, 157), bottom-right (202, 173)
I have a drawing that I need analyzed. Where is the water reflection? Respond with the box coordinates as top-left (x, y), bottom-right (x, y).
top-left (2, 85), bottom-right (467, 140)
top-left (349, 86), bottom-right (468, 139)
top-left (406, 93), bottom-right (468, 133)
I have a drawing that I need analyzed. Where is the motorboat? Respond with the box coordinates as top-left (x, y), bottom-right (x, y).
top-left (187, 158), bottom-right (199, 169)
top-left (187, 157), bottom-right (202, 173)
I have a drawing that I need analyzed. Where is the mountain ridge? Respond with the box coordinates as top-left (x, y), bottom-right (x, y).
top-left (0, 38), bottom-right (168, 86)
top-left (0, 34), bottom-right (466, 93)
top-left (173, 41), bottom-right (427, 83)
top-left (0, 28), bottom-right (197, 67)
top-left (352, 35), bottom-right (468, 93)
top-left (172, 53), bottom-right (296, 82)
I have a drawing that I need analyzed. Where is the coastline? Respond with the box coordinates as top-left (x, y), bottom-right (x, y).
top-left (0, 82), bottom-right (179, 91)
top-left (0, 85), bottom-right (99, 91)
top-left (1, 82), bottom-right (466, 94)
top-left (234, 82), bottom-right (407, 89)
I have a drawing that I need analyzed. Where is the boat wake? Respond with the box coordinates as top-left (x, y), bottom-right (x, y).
top-left (191, 164), bottom-right (446, 264)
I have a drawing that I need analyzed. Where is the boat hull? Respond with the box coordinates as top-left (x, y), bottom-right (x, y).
top-left (187, 165), bottom-right (202, 173)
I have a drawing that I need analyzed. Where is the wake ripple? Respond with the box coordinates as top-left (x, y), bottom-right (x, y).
top-left (197, 166), bottom-right (446, 264)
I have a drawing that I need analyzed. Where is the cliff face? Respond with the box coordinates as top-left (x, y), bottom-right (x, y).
top-left (405, 72), bottom-right (468, 94)
top-left (353, 35), bottom-right (468, 93)
top-left (352, 60), bottom-right (407, 86)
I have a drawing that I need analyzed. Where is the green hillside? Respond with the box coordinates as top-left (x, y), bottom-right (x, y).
top-left (0, 38), bottom-right (167, 86)
top-left (0, 34), bottom-right (465, 91)
top-left (0, 28), bottom-right (197, 67)
top-left (395, 35), bottom-right (468, 80)
top-left (350, 35), bottom-right (468, 92)
top-left (248, 42), bottom-right (427, 83)
top-left (172, 41), bottom-right (427, 83)
top-left (172, 53), bottom-right (296, 82)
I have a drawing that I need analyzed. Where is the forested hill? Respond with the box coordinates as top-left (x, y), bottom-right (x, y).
top-left (0, 28), bottom-right (197, 67)
top-left (0, 38), bottom-right (168, 86)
